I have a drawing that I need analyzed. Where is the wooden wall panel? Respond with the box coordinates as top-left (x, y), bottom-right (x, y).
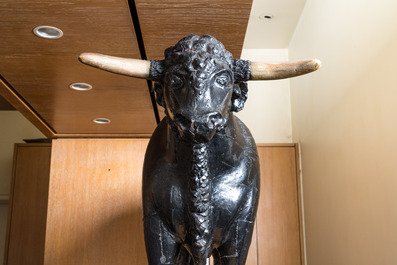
top-left (135, 0), bottom-right (253, 60)
top-left (256, 146), bottom-right (302, 265)
top-left (44, 139), bottom-right (149, 265)
top-left (5, 144), bottom-right (51, 265)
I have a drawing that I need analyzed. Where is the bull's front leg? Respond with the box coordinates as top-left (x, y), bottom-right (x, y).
top-left (212, 185), bottom-right (259, 265)
top-left (144, 211), bottom-right (187, 265)
top-left (212, 219), bottom-right (256, 265)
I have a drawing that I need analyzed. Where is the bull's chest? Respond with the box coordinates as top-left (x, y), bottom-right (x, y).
top-left (148, 151), bottom-right (253, 241)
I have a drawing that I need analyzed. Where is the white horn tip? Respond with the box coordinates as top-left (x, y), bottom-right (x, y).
top-left (78, 53), bottom-right (96, 63)
top-left (313, 58), bottom-right (322, 70)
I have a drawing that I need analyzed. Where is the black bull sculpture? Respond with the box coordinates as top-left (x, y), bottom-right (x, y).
top-left (79, 34), bottom-right (320, 265)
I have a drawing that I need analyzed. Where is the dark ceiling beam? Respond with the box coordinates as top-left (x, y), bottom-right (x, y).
top-left (127, 0), bottom-right (160, 124)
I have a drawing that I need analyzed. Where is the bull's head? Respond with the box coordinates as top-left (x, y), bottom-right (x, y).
top-left (79, 35), bottom-right (320, 143)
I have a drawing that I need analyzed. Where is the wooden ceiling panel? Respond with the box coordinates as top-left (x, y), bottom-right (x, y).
top-left (135, 0), bottom-right (253, 60)
top-left (0, 0), bottom-right (157, 137)
top-left (1, 55), bottom-right (154, 134)
top-left (0, 0), bottom-right (252, 137)
top-left (0, 1), bottom-right (140, 55)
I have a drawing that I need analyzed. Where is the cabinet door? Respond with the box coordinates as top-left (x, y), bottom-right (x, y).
top-left (253, 145), bottom-right (304, 265)
top-left (5, 144), bottom-right (51, 265)
top-left (43, 139), bottom-right (149, 265)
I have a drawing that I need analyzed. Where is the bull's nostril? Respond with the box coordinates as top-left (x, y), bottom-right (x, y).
top-left (174, 113), bottom-right (224, 140)
top-left (209, 113), bottom-right (223, 127)
top-left (206, 113), bottom-right (224, 131)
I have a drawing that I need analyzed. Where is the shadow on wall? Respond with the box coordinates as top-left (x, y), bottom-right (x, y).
top-left (289, 1), bottom-right (397, 264)
top-left (301, 33), bottom-right (397, 265)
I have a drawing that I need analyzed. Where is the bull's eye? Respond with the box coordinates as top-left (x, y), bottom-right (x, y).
top-left (170, 75), bottom-right (184, 90)
top-left (214, 72), bottom-right (231, 88)
top-left (216, 76), bottom-right (227, 86)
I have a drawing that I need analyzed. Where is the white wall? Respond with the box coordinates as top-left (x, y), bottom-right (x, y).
top-left (0, 111), bottom-right (45, 259)
top-left (289, 0), bottom-right (397, 264)
top-left (238, 49), bottom-right (292, 143)
top-left (0, 111), bottom-right (45, 194)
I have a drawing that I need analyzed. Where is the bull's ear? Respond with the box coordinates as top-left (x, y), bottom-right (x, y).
top-left (153, 82), bottom-right (165, 108)
top-left (149, 60), bottom-right (165, 81)
top-left (233, 59), bottom-right (251, 82)
top-left (230, 82), bottom-right (248, 112)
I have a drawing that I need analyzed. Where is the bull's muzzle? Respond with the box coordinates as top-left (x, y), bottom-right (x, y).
top-left (174, 112), bottom-right (225, 142)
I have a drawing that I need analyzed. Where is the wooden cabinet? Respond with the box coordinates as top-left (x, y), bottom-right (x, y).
top-left (253, 145), bottom-right (304, 265)
top-left (4, 140), bottom-right (148, 265)
top-left (4, 141), bottom-right (304, 265)
top-left (4, 144), bottom-right (51, 265)
top-left (43, 139), bottom-right (148, 265)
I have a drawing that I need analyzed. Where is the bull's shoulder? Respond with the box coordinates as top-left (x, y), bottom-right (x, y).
top-left (207, 115), bottom-right (259, 184)
top-left (144, 118), bottom-right (168, 161)
top-left (231, 115), bottom-right (257, 148)
top-left (142, 118), bottom-right (172, 190)
top-left (210, 114), bottom-right (258, 159)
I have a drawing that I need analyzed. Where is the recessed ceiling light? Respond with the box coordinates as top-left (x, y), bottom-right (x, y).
top-left (33, 25), bottom-right (63, 39)
top-left (93, 118), bottom-right (111, 124)
top-left (70, 83), bottom-right (92, 91)
top-left (259, 14), bottom-right (274, 20)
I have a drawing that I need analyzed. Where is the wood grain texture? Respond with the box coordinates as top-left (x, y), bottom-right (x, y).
top-left (256, 146), bottom-right (302, 265)
top-left (44, 139), bottom-right (149, 265)
top-left (5, 144), bottom-right (52, 265)
top-left (0, 0), bottom-right (157, 135)
top-left (0, 0), bottom-right (251, 136)
top-left (0, 94), bottom-right (15, 110)
top-left (135, 0), bottom-right (253, 59)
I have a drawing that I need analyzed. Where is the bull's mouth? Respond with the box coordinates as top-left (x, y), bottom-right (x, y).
top-left (174, 112), bottom-right (226, 143)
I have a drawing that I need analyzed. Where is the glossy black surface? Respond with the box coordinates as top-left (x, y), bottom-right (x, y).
top-left (142, 35), bottom-right (260, 265)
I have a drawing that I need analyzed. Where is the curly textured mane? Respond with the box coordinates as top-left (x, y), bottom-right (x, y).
top-left (188, 143), bottom-right (212, 262)
top-left (164, 34), bottom-right (233, 68)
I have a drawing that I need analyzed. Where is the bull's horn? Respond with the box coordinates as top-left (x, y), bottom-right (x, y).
top-left (250, 59), bottom-right (321, 80)
top-left (79, 53), bottom-right (151, 79)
